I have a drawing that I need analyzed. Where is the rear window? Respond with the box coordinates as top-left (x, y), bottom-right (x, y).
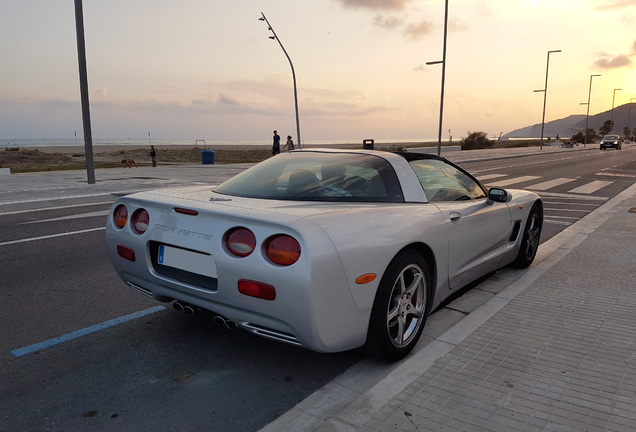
top-left (214, 152), bottom-right (404, 202)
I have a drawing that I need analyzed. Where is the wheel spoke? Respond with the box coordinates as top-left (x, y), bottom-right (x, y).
top-left (387, 303), bottom-right (400, 322)
top-left (397, 273), bottom-right (407, 296)
top-left (407, 308), bottom-right (424, 320)
top-left (404, 272), bottom-right (423, 297)
top-left (396, 316), bottom-right (406, 344)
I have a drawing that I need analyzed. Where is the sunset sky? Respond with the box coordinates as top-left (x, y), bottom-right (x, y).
top-left (1, 0), bottom-right (635, 144)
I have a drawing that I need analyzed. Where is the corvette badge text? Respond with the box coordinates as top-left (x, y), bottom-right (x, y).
top-left (153, 224), bottom-right (213, 241)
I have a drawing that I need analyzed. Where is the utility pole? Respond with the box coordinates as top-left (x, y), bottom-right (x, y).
top-left (74, 0), bottom-right (95, 184)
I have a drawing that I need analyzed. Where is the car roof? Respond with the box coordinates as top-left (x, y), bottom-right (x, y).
top-left (294, 147), bottom-right (446, 162)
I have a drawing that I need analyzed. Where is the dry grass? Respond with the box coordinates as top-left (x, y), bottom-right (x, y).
top-left (0, 147), bottom-right (272, 173)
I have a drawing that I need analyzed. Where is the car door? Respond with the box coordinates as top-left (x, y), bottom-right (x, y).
top-left (433, 199), bottom-right (510, 290)
top-left (409, 158), bottom-right (512, 290)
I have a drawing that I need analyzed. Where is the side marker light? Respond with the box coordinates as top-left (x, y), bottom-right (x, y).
top-left (355, 273), bottom-right (377, 284)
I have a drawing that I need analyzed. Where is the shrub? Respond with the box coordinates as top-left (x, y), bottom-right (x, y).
top-left (460, 131), bottom-right (493, 150)
top-left (571, 131), bottom-right (585, 143)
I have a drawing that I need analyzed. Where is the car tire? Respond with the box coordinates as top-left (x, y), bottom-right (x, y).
top-left (362, 249), bottom-right (430, 361)
top-left (512, 203), bottom-right (543, 268)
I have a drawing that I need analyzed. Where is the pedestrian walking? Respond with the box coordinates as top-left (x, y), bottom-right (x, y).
top-left (272, 130), bottom-right (281, 155)
top-left (150, 145), bottom-right (157, 167)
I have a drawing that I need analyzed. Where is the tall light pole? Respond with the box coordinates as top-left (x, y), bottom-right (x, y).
top-left (581, 74), bottom-right (601, 147)
top-left (259, 12), bottom-right (301, 149)
top-left (74, 0), bottom-right (95, 184)
top-left (533, 50), bottom-right (561, 150)
top-left (426, 0), bottom-right (449, 156)
top-left (610, 88), bottom-right (622, 132)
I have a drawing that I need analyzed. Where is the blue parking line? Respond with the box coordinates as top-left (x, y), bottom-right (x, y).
top-left (11, 306), bottom-right (166, 357)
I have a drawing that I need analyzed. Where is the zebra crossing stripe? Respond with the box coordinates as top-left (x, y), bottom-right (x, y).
top-left (477, 173), bottom-right (507, 181)
top-left (487, 176), bottom-right (540, 187)
top-left (481, 174), bottom-right (615, 196)
top-left (568, 180), bottom-right (612, 194)
top-left (528, 178), bottom-right (576, 191)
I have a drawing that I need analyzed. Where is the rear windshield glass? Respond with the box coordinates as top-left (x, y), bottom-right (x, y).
top-left (214, 152), bottom-right (404, 202)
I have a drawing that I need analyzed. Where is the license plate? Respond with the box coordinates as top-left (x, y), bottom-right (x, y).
top-left (158, 245), bottom-right (217, 278)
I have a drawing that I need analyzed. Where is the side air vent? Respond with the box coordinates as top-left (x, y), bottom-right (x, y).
top-left (509, 221), bottom-right (521, 242)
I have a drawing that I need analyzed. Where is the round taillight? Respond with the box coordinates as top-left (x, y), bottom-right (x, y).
top-left (131, 209), bottom-right (150, 234)
top-left (225, 227), bottom-right (256, 257)
top-left (265, 235), bottom-right (301, 266)
top-left (113, 205), bottom-right (128, 229)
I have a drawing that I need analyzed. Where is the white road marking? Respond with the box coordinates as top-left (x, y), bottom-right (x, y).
top-left (594, 172), bottom-right (636, 178)
top-left (487, 176), bottom-right (541, 187)
top-left (568, 180), bottom-right (613, 194)
top-left (0, 227), bottom-right (105, 247)
top-left (477, 173), bottom-right (508, 181)
top-left (527, 178), bottom-right (577, 191)
top-left (20, 210), bottom-right (110, 224)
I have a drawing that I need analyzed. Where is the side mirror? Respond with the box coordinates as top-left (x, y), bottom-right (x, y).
top-left (487, 188), bottom-right (510, 205)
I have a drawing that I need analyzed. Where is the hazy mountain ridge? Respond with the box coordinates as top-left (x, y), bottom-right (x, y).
top-left (503, 103), bottom-right (636, 139)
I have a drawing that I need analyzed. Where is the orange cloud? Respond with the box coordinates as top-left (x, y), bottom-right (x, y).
top-left (334, 0), bottom-right (413, 10)
top-left (594, 54), bottom-right (632, 69)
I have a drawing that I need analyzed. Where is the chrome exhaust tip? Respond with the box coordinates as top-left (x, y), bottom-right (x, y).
top-left (174, 301), bottom-right (196, 314)
top-left (225, 320), bottom-right (238, 331)
top-left (213, 315), bottom-right (226, 327)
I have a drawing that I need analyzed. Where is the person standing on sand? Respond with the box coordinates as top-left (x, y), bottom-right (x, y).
top-left (283, 135), bottom-right (295, 152)
top-left (150, 145), bottom-right (157, 167)
top-left (272, 130), bottom-right (281, 155)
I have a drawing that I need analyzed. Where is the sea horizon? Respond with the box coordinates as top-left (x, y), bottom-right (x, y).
top-left (1, 137), bottom-right (447, 149)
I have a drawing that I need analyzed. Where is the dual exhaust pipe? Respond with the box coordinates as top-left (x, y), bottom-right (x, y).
top-left (172, 301), bottom-right (195, 315)
top-left (173, 301), bottom-right (238, 330)
top-left (213, 314), bottom-right (238, 331)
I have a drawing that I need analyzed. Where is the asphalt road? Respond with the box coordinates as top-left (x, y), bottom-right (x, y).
top-left (1, 145), bottom-right (635, 432)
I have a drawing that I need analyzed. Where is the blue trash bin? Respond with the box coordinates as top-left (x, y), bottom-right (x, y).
top-left (201, 149), bottom-right (215, 164)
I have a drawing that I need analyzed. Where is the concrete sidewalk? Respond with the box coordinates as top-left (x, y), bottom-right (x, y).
top-left (259, 184), bottom-right (636, 431)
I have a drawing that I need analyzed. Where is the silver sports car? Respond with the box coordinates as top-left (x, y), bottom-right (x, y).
top-left (105, 149), bottom-right (542, 360)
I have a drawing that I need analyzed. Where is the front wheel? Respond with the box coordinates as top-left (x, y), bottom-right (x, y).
top-left (512, 204), bottom-right (542, 268)
top-left (362, 249), bottom-right (430, 361)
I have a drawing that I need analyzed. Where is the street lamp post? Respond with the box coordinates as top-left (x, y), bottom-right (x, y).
top-left (581, 74), bottom-right (601, 147)
top-left (259, 12), bottom-right (301, 149)
top-left (533, 50), bottom-right (561, 150)
top-left (610, 88), bottom-right (622, 132)
top-left (426, 0), bottom-right (449, 156)
top-left (73, 0), bottom-right (95, 184)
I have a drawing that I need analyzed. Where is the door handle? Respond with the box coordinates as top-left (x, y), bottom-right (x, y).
top-left (449, 211), bottom-right (462, 223)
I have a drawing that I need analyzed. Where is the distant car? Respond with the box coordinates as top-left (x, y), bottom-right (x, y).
top-left (600, 135), bottom-right (622, 150)
top-left (105, 149), bottom-right (543, 361)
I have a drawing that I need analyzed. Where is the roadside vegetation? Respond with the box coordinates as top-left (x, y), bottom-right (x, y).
top-left (0, 147), bottom-right (273, 173)
top-left (0, 136), bottom-right (588, 173)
